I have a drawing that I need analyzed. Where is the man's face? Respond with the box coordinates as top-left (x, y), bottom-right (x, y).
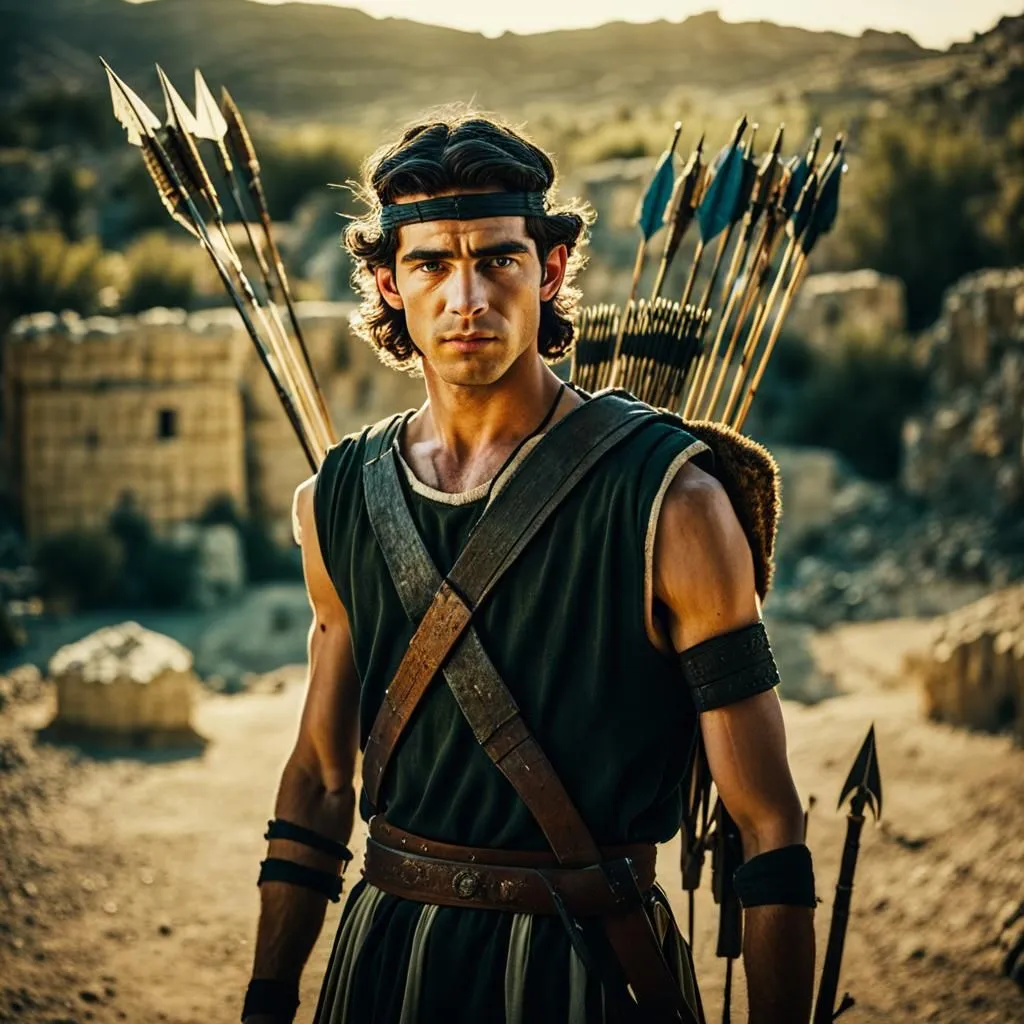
top-left (375, 192), bottom-right (567, 388)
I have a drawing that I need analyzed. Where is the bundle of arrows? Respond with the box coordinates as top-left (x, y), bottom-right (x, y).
top-left (101, 59), bottom-right (336, 471)
top-left (570, 116), bottom-right (848, 431)
top-left (102, 61), bottom-right (875, 1024)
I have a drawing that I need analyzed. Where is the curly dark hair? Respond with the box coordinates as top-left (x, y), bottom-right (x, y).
top-left (344, 112), bottom-right (593, 371)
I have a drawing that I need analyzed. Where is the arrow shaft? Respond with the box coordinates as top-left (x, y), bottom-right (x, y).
top-left (813, 810), bottom-right (866, 1024)
top-left (684, 223), bottom-right (740, 418)
top-left (733, 251), bottom-right (806, 430)
top-left (610, 241), bottom-right (647, 387)
top-left (701, 214), bottom-right (774, 420)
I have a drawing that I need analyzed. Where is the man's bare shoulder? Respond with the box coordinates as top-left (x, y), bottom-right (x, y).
top-left (291, 474), bottom-right (317, 546)
top-left (653, 460), bottom-right (758, 650)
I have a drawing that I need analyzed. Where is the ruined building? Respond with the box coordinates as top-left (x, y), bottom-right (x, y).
top-left (902, 267), bottom-right (1024, 516)
top-left (3, 302), bottom-right (423, 545)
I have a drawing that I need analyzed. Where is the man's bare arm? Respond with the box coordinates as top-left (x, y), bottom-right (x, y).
top-left (244, 476), bottom-right (361, 1022)
top-left (654, 462), bottom-right (815, 1024)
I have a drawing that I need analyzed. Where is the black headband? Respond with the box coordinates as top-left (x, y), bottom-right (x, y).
top-left (378, 191), bottom-right (547, 230)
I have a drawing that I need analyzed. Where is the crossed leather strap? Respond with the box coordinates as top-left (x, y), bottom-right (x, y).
top-left (360, 391), bottom-right (701, 1024)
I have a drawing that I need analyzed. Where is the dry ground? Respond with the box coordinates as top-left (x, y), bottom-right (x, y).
top-left (0, 617), bottom-right (1021, 1024)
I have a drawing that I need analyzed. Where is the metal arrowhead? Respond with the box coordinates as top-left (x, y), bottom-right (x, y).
top-left (101, 57), bottom-right (161, 146)
top-left (155, 64), bottom-right (199, 136)
top-left (837, 724), bottom-right (883, 821)
top-left (193, 69), bottom-right (229, 141)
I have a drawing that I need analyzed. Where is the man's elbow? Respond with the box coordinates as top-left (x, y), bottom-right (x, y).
top-left (737, 794), bottom-right (806, 858)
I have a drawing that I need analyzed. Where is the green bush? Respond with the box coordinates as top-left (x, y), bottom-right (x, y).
top-left (254, 126), bottom-right (366, 221)
top-left (198, 495), bottom-right (300, 583)
top-left (32, 530), bottom-right (124, 611)
top-left (755, 330), bottom-right (926, 481)
top-left (117, 232), bottom-right (203, 313)
top-left (0, 230), bottom-right (113, 334)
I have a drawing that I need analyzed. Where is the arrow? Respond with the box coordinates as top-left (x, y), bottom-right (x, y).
top-left (813, 725), bottom-right (882, 1024)
top-left (194, 70), bottom-right (336, 448)
top-left (650, 132), bottom-right (706, 301)
top-left (678, 116), bottom-right (748, 312)
top-left (610, 120), bottom-right (683, 386)
top-left (683, 122), bottom-right (763, 418)
top-left (734, 134), bottom-right (846, 429)
top-left (217, 84), bottom-right (333, 444)
top-left (696, 123), bottom-right (785, 420)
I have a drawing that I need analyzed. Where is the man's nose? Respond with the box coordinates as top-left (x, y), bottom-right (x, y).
top-left (445, 267), bottom-right (488, 319)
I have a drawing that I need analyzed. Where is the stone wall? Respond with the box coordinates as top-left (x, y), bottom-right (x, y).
top-left (5, 309), bottom-right (248, 541)
top-left (904, 585), bottom-right (1024, 742)
top-left (902, 267), bottom-right (1024, 515)
top-left (787, 269), bottom-right (905, 348)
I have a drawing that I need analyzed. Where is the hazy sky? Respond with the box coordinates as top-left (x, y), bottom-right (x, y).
top-left (244, 0), bottom-right (1020, 49)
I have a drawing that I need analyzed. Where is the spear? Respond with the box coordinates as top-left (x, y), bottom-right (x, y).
top-left (734, 136), bottom-right (846, 430)
top-left (683, 123), bottom-right (761, 417)
top-left (155, 65), bottom-right (332, 457)
top-left (101, 59), bottom-right (319, 471)
top-left (650, 133), bottom-right (706, 301)
top-left (813, 725), bottom-right (882, 1024)
top-left (693, 123), bottom-right (785, 420)
top-left (220, 85), bottom-right (332, 436)
top-left (609, 121), bottom-right (683, 386)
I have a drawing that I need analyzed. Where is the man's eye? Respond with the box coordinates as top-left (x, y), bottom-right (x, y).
top-left (488, 256), bottom-right (514, 269)
top-left (418, 261), bottom-right (444, 274)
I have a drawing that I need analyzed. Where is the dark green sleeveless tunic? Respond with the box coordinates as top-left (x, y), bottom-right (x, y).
top-left (312, 401), bottom-right (708, 1024)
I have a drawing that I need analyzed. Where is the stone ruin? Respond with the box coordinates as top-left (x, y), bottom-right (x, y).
top-left (46, 621), bottom-right (203, 750)
top-left (902, 267), bottom-right (1024, 517)
top-left (903, 585), bottom-right (1024, 742)
top-left (786, 268), bottom-right (905, 348)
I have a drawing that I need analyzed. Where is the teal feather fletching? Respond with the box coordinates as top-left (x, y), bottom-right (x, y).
top-left (696, 142), bottom-right (745, 242)
top-left (637, 148), bottom-right (677, 241)
top-left (800, 160), bottom-right (845, 254)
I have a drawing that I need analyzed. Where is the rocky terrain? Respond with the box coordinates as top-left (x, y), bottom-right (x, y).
top-left (0, 616), bottom-right (1022, 1023)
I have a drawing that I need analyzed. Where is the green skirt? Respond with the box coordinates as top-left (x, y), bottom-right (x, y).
top-left (313, 880), bottom-right (702, 1024)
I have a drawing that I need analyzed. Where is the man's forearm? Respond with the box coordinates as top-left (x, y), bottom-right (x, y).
top-left (742, 904), bottom-right (815, 1024)
top-left (250, 763), bottom-right (356, 984)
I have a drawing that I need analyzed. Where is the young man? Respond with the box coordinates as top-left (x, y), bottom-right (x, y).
top-left (242, 115), bottom-right (815, 1024)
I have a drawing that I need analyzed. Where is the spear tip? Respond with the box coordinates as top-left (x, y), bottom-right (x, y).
top-left (837, 723), bottom-right (882, 821)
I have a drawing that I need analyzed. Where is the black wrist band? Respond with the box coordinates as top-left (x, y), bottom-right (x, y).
top-left (258, 858), bottom-right (343, 902)
top-left (241, 977), bottom-right (299, 1023)
top-left (733, 843), bottom-right (817, 908)
top-left (264, 818), bottom-right (353, 862)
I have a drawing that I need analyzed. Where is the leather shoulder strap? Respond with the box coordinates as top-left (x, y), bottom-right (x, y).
top-left (362, 392), bottom-right (658, 811)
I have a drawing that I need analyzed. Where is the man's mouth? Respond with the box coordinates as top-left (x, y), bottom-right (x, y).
top-left (442, 334), bottom-right (497, 351)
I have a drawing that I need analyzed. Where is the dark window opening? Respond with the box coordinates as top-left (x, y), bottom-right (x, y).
top-left (84, 430), bottom-right (100, 450)
top-left (157, 408), bottom-right (178, 440)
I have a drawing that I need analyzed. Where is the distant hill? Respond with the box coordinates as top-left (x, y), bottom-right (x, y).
top-left (0, 0), bottom-right (947, 124)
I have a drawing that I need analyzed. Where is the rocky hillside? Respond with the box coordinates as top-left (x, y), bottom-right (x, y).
top-left (1, 0), bottom-right (943, 122)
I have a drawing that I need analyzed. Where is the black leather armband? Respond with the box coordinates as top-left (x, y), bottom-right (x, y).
top-left (733, 843), bottom-right (816, 909)
top-left (678, 621), bottom-right (780, 712)
top-left (258, 858), bottom-right (343, 902)
top-left (241, 977), bottom-right (299, 1023)
top-left (264, 818), bottom-right (353, 862)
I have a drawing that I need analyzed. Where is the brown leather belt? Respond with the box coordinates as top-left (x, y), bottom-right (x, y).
top-left (364, 817), bottom-right (657, 916)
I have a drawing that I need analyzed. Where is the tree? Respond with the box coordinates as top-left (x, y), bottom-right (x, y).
top-left (836, 117), bottom-right (997, 330)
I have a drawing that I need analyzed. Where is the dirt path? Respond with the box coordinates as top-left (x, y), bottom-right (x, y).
top-left (1, 619), bottom-right (1021, 1023)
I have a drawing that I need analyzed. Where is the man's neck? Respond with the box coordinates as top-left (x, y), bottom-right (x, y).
top-left (403, 351), bottom-right (578, 494)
